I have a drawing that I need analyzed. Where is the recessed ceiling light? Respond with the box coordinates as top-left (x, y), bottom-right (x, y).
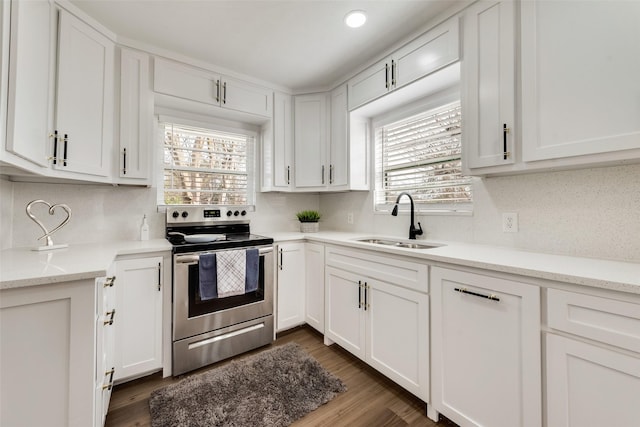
top-left (345, 10), bottom-right (367, 28)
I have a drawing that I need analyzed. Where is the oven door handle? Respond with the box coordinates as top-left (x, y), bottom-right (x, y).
top-left (176, 247), bottom-right (273, 264)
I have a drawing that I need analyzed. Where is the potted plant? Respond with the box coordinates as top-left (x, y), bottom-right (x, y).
top-left (296, 210), bottom-right (321, 233)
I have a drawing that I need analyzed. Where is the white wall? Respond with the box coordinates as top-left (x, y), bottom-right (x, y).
top-left (2, 180), bottom-right (319, 249)
top-left (319, 163), bottom-right (640, 262)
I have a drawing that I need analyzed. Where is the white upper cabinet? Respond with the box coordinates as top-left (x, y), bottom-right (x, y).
top-left (54, 10), bottom-right (114, 177)
top-left (462, 0), bottom-right (516, 171)
top-left (329, 85), bottom-right (348, 189)
top-left (348, 17), bottom-right (459, 111)
top-left (521, 0), bottom-right (640, 163)
top-left (5, 0), bottom-right (55, 168)
top-left (293, 92), bottom-right (328, 189)
top-left (153, 57), bottom-right (272, 118)
top-left (262, 91), bottom-right (293, 191)
top-left (117, 48), bottom-right (151, 183)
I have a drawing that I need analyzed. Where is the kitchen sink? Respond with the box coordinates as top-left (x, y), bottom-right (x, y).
top-left (355, 238), bottom-right (442, 250)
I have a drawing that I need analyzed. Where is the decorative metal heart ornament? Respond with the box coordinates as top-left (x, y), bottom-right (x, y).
top-left (25, 199), bottom-right (72, 250)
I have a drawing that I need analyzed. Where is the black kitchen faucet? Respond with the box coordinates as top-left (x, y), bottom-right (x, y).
top-left (391, 192), bottom-right (423, 240)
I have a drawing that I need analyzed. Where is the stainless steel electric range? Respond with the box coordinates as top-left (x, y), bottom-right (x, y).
top-left (166, 206), bottom-right (274, 375)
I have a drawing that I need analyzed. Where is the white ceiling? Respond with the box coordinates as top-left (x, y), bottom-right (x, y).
top-left (69, 0), bottom-right (462, 92)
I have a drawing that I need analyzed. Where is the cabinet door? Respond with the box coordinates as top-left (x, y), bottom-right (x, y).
top-left (222, 77), bottom-right (272, 117)
top-left (546, 334), bottom-right (640, 427)
top-left (521, 1), bottom-right (640, 162)
top-left (325, 266), bottom-right (366, 360)
top-left (276, 243), bottom-right (306, 332)
top-left (294, 93), bottom-right (328, 188)
top-left (304, 242), bottom-right (324, 333)
top-left (153, 57), bottom-right (221, 105)
top-left (5, 0), bottom-right (54, 167)
top-left (329, 85), bottom-right (348, 188)
top-left (118, 48), bottom-right (151, 181)
top-left (347, 57), bottom-right (390, 110)
top-left (367, 279), bottom-right (429, 401)
top-left (273, 91), bottom-right (293, 189)
top-left (114, 257), bottom-right (163, 381)
top-left (55, 10), bottom-right (114, 177)
top-left (462, 0), bottom-right (515, 169)
top-left (431, 267), bottom-right (541, 427)
top-left (394, 17), bottom-right (460, 89)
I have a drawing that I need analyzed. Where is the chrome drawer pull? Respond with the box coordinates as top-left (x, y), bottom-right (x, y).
top-left (454, 287), bottom-right (500, 302)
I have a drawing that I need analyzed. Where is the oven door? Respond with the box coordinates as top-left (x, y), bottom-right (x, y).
top-left (173, 245), bottom-right (274, 341)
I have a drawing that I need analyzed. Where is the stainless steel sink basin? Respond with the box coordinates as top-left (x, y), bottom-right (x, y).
top-left (355, 238), bottom-right (441, 250)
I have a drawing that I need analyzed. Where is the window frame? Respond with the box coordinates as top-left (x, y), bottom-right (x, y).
top-left (156, 114), bottom-right (258, 208)
top-left (372, 89), bottom-right (473, 215)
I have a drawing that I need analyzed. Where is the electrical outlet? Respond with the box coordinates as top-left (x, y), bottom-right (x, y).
top-left (502, 213), bottom-right (518, 233)
top-left (347, 212), bottom-right (354, 224)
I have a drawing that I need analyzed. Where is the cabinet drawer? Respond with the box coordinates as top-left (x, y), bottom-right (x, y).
top-left (326, 246), bottom-right (428, 293)
top-left (548, 288), bottom-right (640, 353)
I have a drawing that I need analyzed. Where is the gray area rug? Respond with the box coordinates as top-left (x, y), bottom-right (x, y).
top-left (149, 343), bottom-right (346, 426)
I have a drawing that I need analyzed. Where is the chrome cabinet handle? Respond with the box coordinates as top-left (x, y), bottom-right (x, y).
top-left (391, 60), bottom-right (396, 87)
top-left (454, 287), bottom-right (500, 302)
top-left (364, 282), bottom-right (369, 311)
top-left (123, 148), bottom-right (127, 175)
top-left (216, 80), bottom-right (220, 103)
top-left (157, 262), bottom-right (161, 291)
top-left (63, 134), bottom-right (68, 166)
top-left (104, 276), bottom-right (116, 288)
top-left (52, 130), bottom-right (58, 165)
top-left (223, 82), bottom-right (227, 104)
top-left (321, 165), bottom-right (325, 184)
top-left (286, 166), bottom-right (290, 184)
top-left (358, 280), bottom-right (362, 309)
top-left (279, 248), bottom-right (283, 270)
top-left (329, 164), bottom-right (334, 184)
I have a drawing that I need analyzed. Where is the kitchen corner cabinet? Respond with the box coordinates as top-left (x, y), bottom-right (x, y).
top-left (430, 267), bottom-right (541, 427)
top-left (461, 0), bottom-right (516, 171)
top-left (325, 246), bottom-right (429, 401)
top-left (261, 91), bottom-right (293, 191)
top-left (5, 0), bottom-right (55, 168)
top-left (545, 288), bottom-right (640, 426)
top-left (304, 242), bottom-right (325, 333)
top-left (54, 9), bottom-right (114, 177)
top-left (153, 57), bottom-right (273, 118)
top-left (116, 48), bottom-right (152, 183)
top-left (276, 242), bottom-right (306, 332)
top-left (0, 272), bottom-right (117, 427)
top-left (521, 1), bottom-right (640, 164)
top-left (113, 256), bottom-right (163, 382)
top-left (347, 17), bottom-right (459, 110)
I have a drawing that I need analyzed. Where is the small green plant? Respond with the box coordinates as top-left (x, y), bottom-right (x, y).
top-left (296, 210), bottom-right (321, 223)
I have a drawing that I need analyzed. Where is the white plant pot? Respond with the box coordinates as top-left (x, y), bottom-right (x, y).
top-left (300, 222), bottom-right (319, 233)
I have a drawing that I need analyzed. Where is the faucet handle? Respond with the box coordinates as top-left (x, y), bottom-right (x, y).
top-left (416, 222), bottom-right (423, 236)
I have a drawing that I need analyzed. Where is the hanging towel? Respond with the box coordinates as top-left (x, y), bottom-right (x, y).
top-left (216, 249), bottom-right (247, 298)
top-left (199, 253), bottom-right (218, 300)
top-left (245, 248), bottom-right (259, 293)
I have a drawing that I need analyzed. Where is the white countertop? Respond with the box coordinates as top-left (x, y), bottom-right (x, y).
top-left (260, 231), bottom-right (640, 295)
top-left (0, 239), bottom-right (172, 289)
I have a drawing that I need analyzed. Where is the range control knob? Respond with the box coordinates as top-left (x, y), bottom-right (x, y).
top-left (234, 210), bottom-right (240, 216)
top-left (241, 210), bottom-right (247, 216)
top-left (181, 211), bottom-right (189, 218)
top-left (226, 210), bottom-right (233, 217)
top-left (172, 211), bottom-right (180, 218)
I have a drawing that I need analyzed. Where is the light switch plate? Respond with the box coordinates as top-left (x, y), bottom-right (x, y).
top-left (503, 212), bottom-right (518, 232)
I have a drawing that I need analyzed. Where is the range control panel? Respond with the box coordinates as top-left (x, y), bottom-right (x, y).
top-left (166, 206), bottom-right (250, 225)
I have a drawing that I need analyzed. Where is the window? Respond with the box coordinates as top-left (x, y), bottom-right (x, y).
top-left (374, 101), bottom-right (471, 212)
top-left (161, 122), bottom-right (255, 206)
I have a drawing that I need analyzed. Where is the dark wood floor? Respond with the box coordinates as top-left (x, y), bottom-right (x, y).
top-left (106, 326), bottom-right (457, 427)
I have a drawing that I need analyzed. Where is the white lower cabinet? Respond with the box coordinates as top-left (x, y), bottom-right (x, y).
top-left (0, 271), bottom-right (116, 427)
top-left (545, 288), bottom-right (640, 427)
top-left (276, 242), bottom-right (306, 332)
top-left (113, 256), bottom-right (163, 381)
top-left (430, 267), bottom-right (541, 427)
top-left (304, 242), bottom-right (325, 333)
top-left (325, 247), bottom-right (429, 401)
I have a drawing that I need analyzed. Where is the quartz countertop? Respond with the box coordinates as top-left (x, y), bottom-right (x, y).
top-left (257, 231), bottom-right (640, 295)
top-left (0, 239), bottom-right (172, 290)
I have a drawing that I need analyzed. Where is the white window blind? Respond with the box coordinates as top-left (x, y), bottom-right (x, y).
top-left (162, 122), bottom-right (255, 205)
top-left (375, 101), bottom-right (471, 210)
